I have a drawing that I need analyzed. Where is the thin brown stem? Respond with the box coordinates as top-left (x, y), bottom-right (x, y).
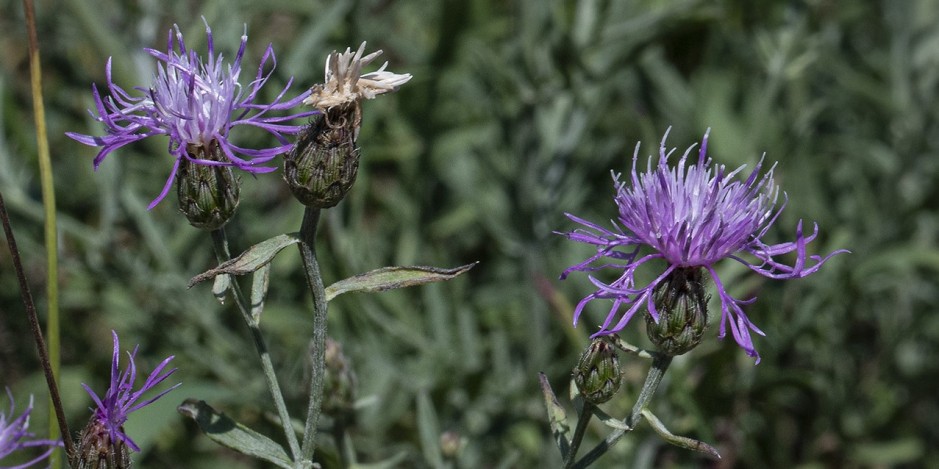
top-left (0, 192), bottom-right (73, 456)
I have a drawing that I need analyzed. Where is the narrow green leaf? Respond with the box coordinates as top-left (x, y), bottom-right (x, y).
top-left (641, 408), bottom-right (721, 459)
top-left (324, 262), bottom-right (477, 302)
top-left (591, 406), bottom-right (630, 431)
top-left (349, 451), bottom-right (409, 469)
top-left (212, 274), bottom-right (230, 305)
top-left (189, 233), bottom-right (300, 287)
top-left (250, 263), bottom-right (271, 323)
top-left (177, 399), bottom-right (293, 468)
top-left (538, 372), bottom-right (571, 458)
top-left (416, 391), bottom-right (443, 468)
top-left (609, 335), bottom-right (655, 359)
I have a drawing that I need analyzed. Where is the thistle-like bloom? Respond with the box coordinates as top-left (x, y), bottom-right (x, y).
top-left (284, 42), bottom-right (411, 208)
top-left (78, 331), bottom-right (179, 454)
top-left (303, 41), bottom-right (413, 111)
top-left (560, 129), bottom-right (847, 362)
top-left (66, 21), bottom-right (314, 209)
top-left (0, 390), bottom-right (61, 468)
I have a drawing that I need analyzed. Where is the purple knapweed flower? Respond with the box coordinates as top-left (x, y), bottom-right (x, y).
top-left (79, 331), bottom-right (179, 453)
top-left (559, 129), bottom-right (847, 362)
top-left (66, 20), bottom-right (314, 209)
top-left (0, 389), bottom-right (62, 468)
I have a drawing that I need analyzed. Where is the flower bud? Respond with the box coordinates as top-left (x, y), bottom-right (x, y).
top-left (284, 104), bottom-right (361, 208)
top-left (176, 142), bottom-right (240, 230)
top-left (71, 417), bottom-right (131, 469)
top-left (645, 267), bottom-right (709, 356)
top-left (572, 337), bottom-right (622, 404)
top-left (320, 337), bottom-right (357, 420)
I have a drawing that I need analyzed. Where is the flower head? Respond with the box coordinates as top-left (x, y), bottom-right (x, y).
top-left (66, 20), bottom-right (314, 209)
top-left (303, 42), bottom-right (412, 111)
top-left (78, 331), bottom-right (179, 454)
top-left (559, 129), bottom-right (847, 362)
top-left (285, 42), bottom-right (411, 207)
top-left (0, 389), bottom-right (62, 468)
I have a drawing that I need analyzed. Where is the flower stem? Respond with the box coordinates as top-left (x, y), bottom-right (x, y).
top-left (20, 0), bottom-right (61, 464)
top-left (210, 229), bottom-right (301, 461)
top-left (563, 401), bottom-right (596, 468)
top-left (297, 207), bottom-right (328, 461)
top-left (572, 353), bottom-right (672, 469)
top-left (0, 192), bottom-right (73, 457)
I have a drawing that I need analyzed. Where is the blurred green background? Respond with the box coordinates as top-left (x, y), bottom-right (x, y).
top-left (2, 0), bottom-right (937, 467)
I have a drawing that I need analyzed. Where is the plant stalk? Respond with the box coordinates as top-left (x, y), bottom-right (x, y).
top-left (20, 0), bottom-right (61, 464)
top-left (573, 353), bottom-right (672, 469)
top-left (297, 207), bottom-right (328, 461)
top-left (563, 401), bottom-right (596, 468)
top-left (210, 229), bottom-right (301, 461)
top-left (0, 192), bottom-right (72, 457)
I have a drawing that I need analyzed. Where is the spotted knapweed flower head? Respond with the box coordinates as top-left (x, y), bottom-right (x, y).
top-left (284, 42), bottom-right (412, 208)
top-left (0, 389), bottom-right (62, 468)
top-left (76, 331), bottom-right (179, 458)
top-left (559, 129), bottom-right (847, 362)
top-left (66, 20), bottom-right (314, 210)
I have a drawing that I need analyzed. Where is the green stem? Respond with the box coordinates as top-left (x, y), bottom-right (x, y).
top-left (20, 0), bottom-right (60, 464)
top-left (210, 229), bottom-right (301, 462)
top-left (297, 207), bottom-right (328, 461)
top-left (572, 353), bottom-right (672, 469)
top-left (563, 401), bottom-right (596, 468)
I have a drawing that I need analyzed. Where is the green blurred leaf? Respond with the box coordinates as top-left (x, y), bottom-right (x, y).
top-left (416, 391), bottom-right (443, 468)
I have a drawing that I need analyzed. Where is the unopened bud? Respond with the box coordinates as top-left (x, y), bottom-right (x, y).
top-left (71, 417), bottom-right (131, 469)
top-left (440, 430), bottom-right (463, 459)
top-left (176, 142), bottom-right (240, 230)
top-left (645, 267), bottom-right (709, 356)
top-left (283, 104), bottom-right (361, 208)
top-left (320, 338), bottom-right (357, 419)
top-left (573, 337), bottom-right (622, 404)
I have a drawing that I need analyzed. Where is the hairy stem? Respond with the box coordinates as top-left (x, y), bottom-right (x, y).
top-left (210, 229), bottom-right (301, 461)
top-left (564, 401), bottom-right (596, 468)
top-left (297, 207), bottom-right (328, 461)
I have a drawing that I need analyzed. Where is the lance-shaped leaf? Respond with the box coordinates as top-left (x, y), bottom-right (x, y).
top-left (324, 263), bottom-right (477, 302)
top-left (212, 274), bottom-right (231, 304)
top-left (641, 408), bottom-right (721, 459)
top-left (190, 234), bottom-right (301, 287)
top-left (178, 399), bottom-right (293, 468)
top-left (591, 405), bottom-right (630, 431)
top-left (250, 263), bottom-right (272, 323)
top-left (539, 372), bottom-right (571, 458)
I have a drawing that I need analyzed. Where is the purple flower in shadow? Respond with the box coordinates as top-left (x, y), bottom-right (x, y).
top-left (66, 20), bottom-right (315, 209)
top-left (80, 331), bottom-right (179, 453)
top-left (559, 129), bottom-right (848, 362)
top-left (0, 389), bottom-right (62, 468)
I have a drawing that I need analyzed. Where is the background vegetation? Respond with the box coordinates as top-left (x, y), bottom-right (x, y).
top-left (2, 0), bottom-right (937, 467)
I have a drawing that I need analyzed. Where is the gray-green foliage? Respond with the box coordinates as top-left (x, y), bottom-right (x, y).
top-left (1, 0), bottom-right (938, 467)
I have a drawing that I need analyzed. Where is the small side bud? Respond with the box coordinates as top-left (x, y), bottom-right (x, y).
top-left (320, 338), bottom-right (358, 420)
top-left (573, 337), bottom-right (622, 404)
top-left (176, 142), bottom-right (240, 230)
top-left (645, 267), bottom-right (709, 356)
top-left (284, 104), bottom-right (361, 208)
top-left (440, 430), bottom-right (464, 459)
top-left (71, 418), bottom-right (131, 469)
